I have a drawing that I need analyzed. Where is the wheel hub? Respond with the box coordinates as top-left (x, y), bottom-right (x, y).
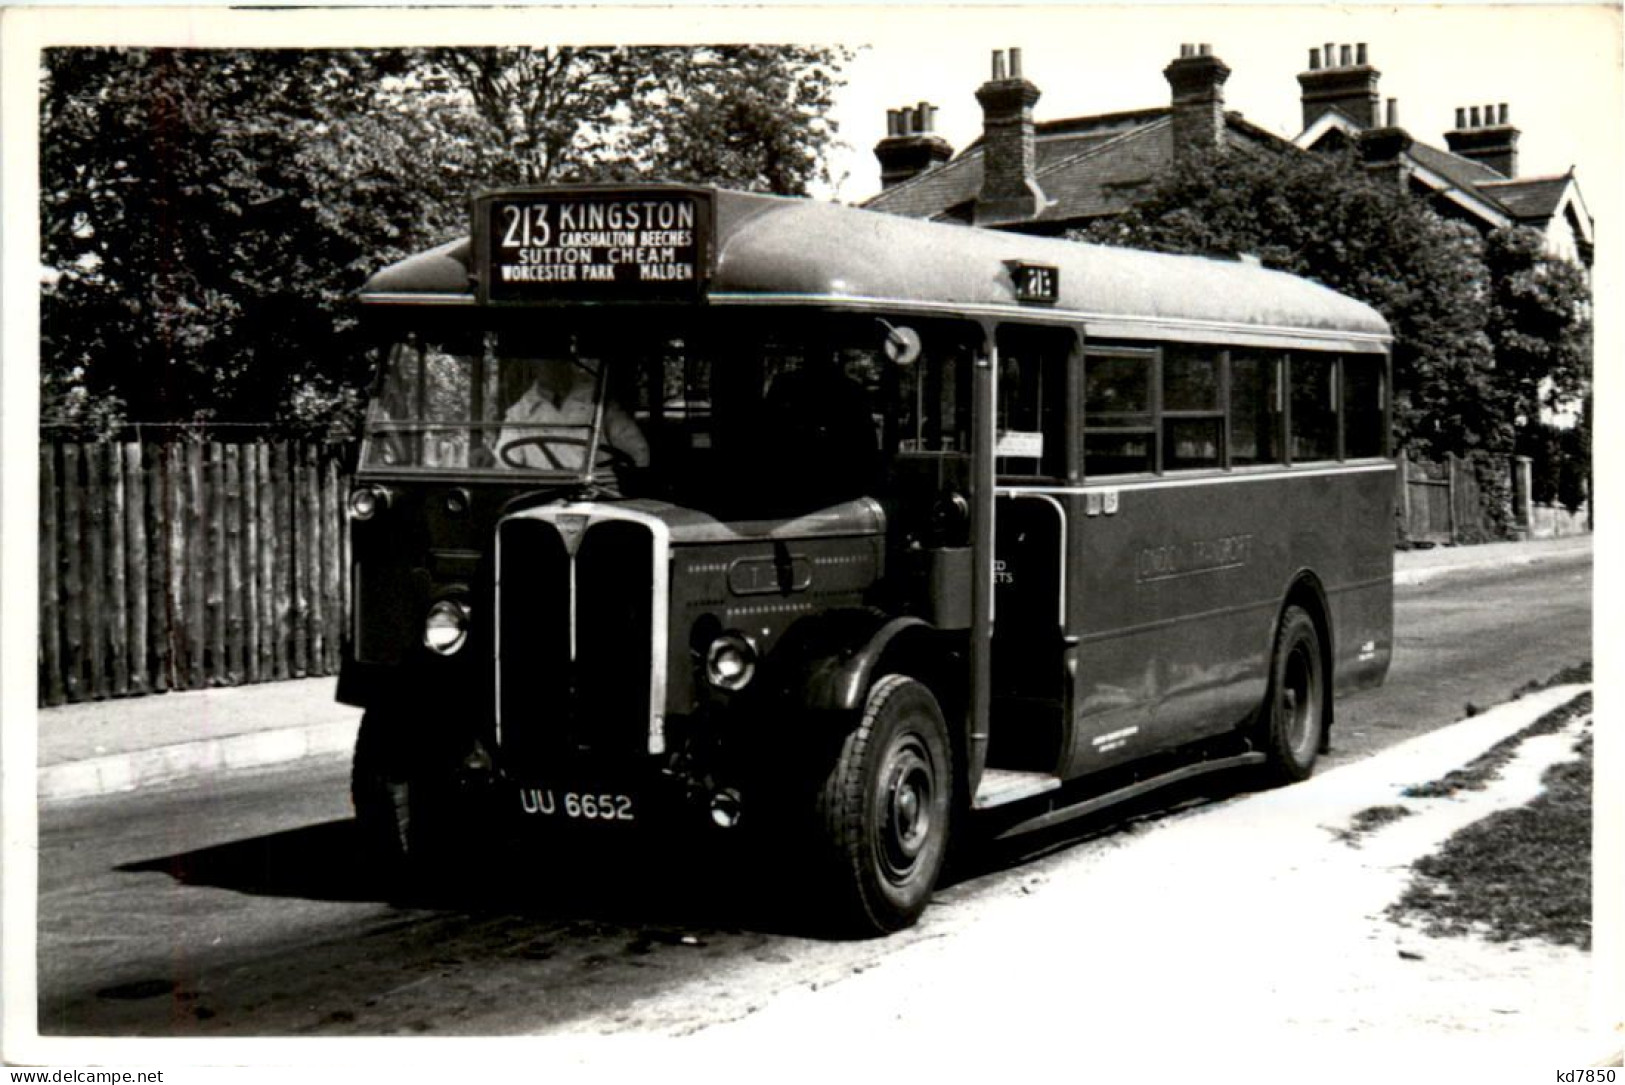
top-left (879, 738), bottom-right (935, 882)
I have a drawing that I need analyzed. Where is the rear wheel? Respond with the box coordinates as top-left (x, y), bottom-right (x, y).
top-left (813, 674), bottom-right (953, 935)
top-left (1257, 605), bottom-right (1326, 785)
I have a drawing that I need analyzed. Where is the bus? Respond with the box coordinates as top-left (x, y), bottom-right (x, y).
top-left (343, 184), bottom-right (1394, 934)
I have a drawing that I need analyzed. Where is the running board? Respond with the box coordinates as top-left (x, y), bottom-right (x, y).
top-left (987, 752), bottom-right (1267, 841)
top-left (974, 769), bottom-right (1064, 809)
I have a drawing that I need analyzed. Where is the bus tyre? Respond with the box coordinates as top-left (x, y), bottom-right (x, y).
top-left (814, 674), bottom-right (952, 935)
top-left (1258, 606), bottom-right (1325, 785)
top-left (351, 711), bottom-right (445, 878)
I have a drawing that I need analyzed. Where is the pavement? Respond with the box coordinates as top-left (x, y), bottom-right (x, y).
top-left (33, 533), bottom-right (1592, 804)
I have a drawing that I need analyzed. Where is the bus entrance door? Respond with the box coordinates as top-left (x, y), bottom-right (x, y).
top-left (988, 493), bottom-right (1071, 773)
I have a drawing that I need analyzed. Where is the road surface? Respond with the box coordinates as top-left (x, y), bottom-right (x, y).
top-left (35, 553), bottom-right (1592, 1037)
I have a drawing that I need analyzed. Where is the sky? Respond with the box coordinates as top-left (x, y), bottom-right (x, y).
top-left (820, 5), bottom-right (1620, 212)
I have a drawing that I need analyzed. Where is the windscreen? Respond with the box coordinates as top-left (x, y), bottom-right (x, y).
top-left (359, 311), bottom-right (977, 518)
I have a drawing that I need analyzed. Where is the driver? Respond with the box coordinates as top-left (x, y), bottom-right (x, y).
top-left (496, 334), bottom-right (649, 473)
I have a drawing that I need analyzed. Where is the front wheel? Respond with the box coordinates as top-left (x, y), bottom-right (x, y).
top-left (351, 710), bottom-right (451, 877)
top-left (1256, 605), bottom-right (1326, 785)
top-left (813, 674), bottom-right (953, 935)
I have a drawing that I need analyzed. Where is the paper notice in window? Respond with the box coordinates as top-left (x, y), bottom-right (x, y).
top-left (996, 431), bottom-right (1044, 459)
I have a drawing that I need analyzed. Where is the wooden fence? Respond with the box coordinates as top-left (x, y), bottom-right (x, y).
top-left (38, 441), bottom-right (351, 706)
top-left (1398, 452), bottom-right (1494, 545)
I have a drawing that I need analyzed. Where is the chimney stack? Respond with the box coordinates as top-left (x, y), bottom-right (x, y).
top-left (974, 47), bottom-right (1046, 224)
top-left (874, 97), bottom-right (954, 189)
top-left (1298, 41), bottom-right (1381, 129)
top-left (1444, 101), bottom-right (1520, 178)
top-left (1164, 42), bottom-right (1232, 160)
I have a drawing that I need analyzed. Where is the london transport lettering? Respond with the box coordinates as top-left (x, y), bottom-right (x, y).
top-left (484, 193), bottom-right (705, 301)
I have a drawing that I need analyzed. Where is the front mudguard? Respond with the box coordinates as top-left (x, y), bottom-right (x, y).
top-left (752, 608), bottom-right (965, 737)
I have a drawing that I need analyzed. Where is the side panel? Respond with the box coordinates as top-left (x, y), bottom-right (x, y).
top-left (1057, 463), bottom-right (1394, 778)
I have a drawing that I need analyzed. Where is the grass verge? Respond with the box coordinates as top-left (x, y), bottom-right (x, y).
top-left (1402, 689), bottom-right (1592, 800)
top-left (1387, 722), bottom-right (1593, 949)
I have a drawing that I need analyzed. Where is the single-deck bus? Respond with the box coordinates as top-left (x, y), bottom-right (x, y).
top-left (343, 184), bottom-right (1394, 933)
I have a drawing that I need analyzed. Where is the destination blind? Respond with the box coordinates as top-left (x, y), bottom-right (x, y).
top-left (480, 191), bottom-right (710, 303)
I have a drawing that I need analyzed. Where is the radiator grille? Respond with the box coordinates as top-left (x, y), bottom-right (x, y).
top-left (496, 511), bottom-right (659, 777)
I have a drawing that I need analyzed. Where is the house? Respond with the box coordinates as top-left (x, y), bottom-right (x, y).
top-left (864, 43), bottom-right (1594, 268)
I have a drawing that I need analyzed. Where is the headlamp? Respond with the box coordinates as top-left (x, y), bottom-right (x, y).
top-left (424, 598), bottom-right (471, 656)
top-left (348, 486), bottom-right (392, 521)
top-left (705, 632), bottom-right (758, 691)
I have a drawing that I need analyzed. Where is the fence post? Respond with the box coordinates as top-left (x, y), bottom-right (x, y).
top-left (183, 442), bottom-right (204, 688)
top-left (62, 446), bottom-right (86, 701)
top-left (305, 443), bottom-right (324, 674)
top-left (225, 444), bottom-right (244, 684)
top-left (324, 451), bottom-right (343, 673)
top-left (272, 442), bottom-right (292, 680)
top-left (1445, 452), bottom-right (1459, 543)
top-left (1397, 454), bottom-right (1411, 540)
top-left (243, 444), bottom-right (261, 684)
top-left (107, 443), bottom-right (130, 697)
top-left (259, 443), bottom-right (279, 680)
top-left (39, 444), bottom-right (65, 706)
top-left (205, 442), bottom-right (225, 685)
top-left (168, 444), bottom-right (188, 689)
top-left (148, 445), bottom-right (172, 693)
top-left (85, 443), bottom-right (108, 699)
top-left (124, 442), bottom-right (149, 695)
top-left (1512, 455), bottom-right (1533, 539)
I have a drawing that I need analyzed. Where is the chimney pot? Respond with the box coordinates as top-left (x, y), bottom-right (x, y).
top-left (917, 100), bottom-right (931, 132)
top-left (1324, 42), bottom-right (1335, 66)
top-left (1309, 47), bottom-right (1321, 70)
top-left (885, 108), bottom-right (899, 137)
top-left (1386, 98), bottom-right (1398, 126)
top-left (1357, 43), bottom-right (1368, 65)
top-left (1340, 44), bottom-right (1352, 67)
top-left (974, 47), bottom-right (1044, 222)
top-left (1199, 43), bottom-right (1212, 57)
top-left (1443, 99), bottom-right (1519, 177)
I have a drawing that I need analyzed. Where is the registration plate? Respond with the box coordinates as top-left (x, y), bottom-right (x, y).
top-left (518, 787), bottom-right (635, 822)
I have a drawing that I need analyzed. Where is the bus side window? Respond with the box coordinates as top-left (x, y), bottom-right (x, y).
top-left (895, 333), bottom-right (971, 454)
top-left (1230, 350), bottom-right (1284, 467)
top-left (1083, 348), bottom-right (1155, 476)
top-left (1162, 345), bottom-right (1223, 471)
top-left (1290, 353), bottom-right (1337, 463)
top-left (1342, 355), bottom-right (1386, 459)
top-left (995, 328), bottom-right (1070, 479)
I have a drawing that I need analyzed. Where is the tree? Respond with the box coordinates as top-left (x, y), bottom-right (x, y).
top-left (1074, 146), bottom-right (1502, 459)
top-left (39, 45), bottom-right (850, 435)
top-left (1483, 224), bottom-right (1592, 429)
top-left (41, 49), bottom-right (419, 434)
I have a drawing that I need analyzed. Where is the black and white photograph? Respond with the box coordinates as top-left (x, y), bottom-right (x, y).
top-left (2, 3), bottom-right (1619, 1079)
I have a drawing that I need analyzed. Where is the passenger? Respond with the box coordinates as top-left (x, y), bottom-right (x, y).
top-left (495, 335), bottom-right (649, 472)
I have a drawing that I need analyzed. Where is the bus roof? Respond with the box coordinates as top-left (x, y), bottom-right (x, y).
top-left (361, 187), bottom-right (1391, 354)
